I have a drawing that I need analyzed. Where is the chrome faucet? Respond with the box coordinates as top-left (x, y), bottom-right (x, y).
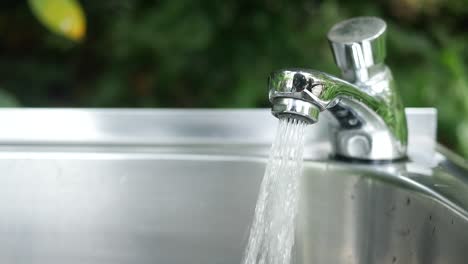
top-left (269, 17), bottom-right (407, 161)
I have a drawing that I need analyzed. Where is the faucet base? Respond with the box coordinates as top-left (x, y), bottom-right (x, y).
top-left (333, 154), bottom-right (408, 164)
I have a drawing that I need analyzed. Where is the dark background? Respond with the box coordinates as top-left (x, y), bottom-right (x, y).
top-left (1, 0), bottom-right (467, 158)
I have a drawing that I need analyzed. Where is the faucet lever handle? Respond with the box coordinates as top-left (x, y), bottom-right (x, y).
top-left (327, 17), bottom-right (386, 73)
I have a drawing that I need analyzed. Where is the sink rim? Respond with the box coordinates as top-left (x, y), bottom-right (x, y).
top-left (0, 108), bottom-right (437, 161)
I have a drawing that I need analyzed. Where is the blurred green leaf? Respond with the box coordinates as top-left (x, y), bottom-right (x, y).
top-left (0, 90), bottom-right (19, 107)
top-left (28, 0), bottom-right (86, 41)
top-left (458, 121), bottom-right (468, 157)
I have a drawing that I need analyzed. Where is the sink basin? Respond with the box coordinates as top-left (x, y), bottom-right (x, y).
top-left (297, 160), bottom-right (468, 264)
top-left (0, 108), bottom-right (466, 264)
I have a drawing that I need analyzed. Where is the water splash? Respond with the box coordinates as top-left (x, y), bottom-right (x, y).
top-left (243, 117), bottom-right (307, 264)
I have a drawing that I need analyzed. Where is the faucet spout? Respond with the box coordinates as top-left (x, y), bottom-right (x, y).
top-left (270, 68), bottom-right (377, 113)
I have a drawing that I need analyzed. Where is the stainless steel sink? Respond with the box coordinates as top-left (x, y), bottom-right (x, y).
top-left (0, 108), bottom-right (466, 264)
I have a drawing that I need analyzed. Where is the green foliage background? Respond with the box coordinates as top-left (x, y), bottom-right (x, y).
top-left (1, 0), bottom-right (467, 158)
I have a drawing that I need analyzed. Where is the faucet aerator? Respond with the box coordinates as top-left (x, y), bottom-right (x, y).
top-left (271, 98), bottom-right (320, 124)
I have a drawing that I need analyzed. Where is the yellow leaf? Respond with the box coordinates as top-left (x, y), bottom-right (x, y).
top-left (29, 0), bottom-right (86, 41)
